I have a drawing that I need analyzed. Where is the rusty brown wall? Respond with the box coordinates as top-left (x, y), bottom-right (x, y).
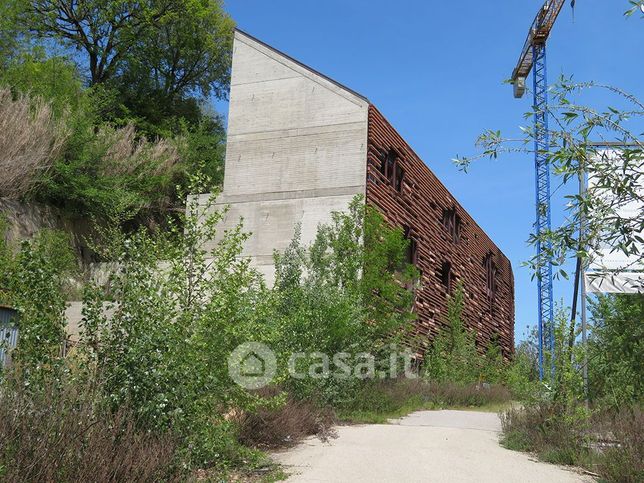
top-left (365, 106), bottom-right (515, 357)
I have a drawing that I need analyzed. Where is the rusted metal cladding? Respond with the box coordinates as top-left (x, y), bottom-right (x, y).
top-left (366, 106), bottom-right (515, 357)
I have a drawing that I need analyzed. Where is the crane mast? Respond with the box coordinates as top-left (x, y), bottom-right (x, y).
top-left (511, 0), bottom-right (566, 380)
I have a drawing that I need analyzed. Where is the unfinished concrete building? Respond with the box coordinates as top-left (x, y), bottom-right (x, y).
top-left (202, 30), bottom-right (515, 355)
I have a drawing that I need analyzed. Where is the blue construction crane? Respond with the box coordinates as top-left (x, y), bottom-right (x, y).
top-left (511, 0), bottom-right (567, 381)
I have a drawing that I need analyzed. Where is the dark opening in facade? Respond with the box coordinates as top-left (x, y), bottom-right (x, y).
top-left (395, 163), bottom-right (404, 192)
top-left (380, 148), bottom-right (404, 192)
top-left (439, 261), bottom-right (452, 293)
top-left (442, 207), bottom-right (461, 243)
top-left (403, 226), bottom-right (417, 265)
top-left (483, 252), bottom-right (497, 300)
top-left (385, 149), bottom-right (396, 184)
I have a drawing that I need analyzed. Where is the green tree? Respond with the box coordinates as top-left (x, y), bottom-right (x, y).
top-left (79, 175), bottom-right (270, 467)
top-left (0, 50), bottom-right (84, 114)
top-left (454, 6), bottom-right (643, 280)
top-left (455, 77), bottom-right (643, 281)
top-left (424, 284), bottom-right (482, 384)
top-left (625, 1), bottom-right (644, 16)
top-left (271, 197), bottom-right (419, 402)
top-left (0, 0), bottom-right (29, 67)
top-left (588, 293), bottom-right (644, 407)
top-left (0, 226), bottom-right (75, 381)
top-left (118, 0), bottom-right (233, 99)
top-left (17, 0), bottom-right (233, 100)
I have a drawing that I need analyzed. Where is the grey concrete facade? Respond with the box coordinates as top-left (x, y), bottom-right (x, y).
top-left (201, 30), bottom-right (369, 285)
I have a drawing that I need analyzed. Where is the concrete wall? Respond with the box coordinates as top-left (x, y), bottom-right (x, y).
top-left (0, 199), bottom-right (94, 263)
top-left (202, 30), bottom-right (369, 285)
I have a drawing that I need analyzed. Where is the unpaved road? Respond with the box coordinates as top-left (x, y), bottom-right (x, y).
top-left (273, 410), bottom-right (594, 483)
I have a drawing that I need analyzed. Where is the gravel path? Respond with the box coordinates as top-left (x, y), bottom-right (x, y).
top-left (273, 410), bottom-right (594, 483)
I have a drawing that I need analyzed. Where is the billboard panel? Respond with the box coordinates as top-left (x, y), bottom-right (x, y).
top-left (585, 148), bottom-right (643, 294)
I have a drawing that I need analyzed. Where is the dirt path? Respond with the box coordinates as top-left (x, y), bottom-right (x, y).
top-left (273, 410), bottom-right (594, 483)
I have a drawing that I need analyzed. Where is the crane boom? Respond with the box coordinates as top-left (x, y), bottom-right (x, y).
top-left (511, 0), bottom-right (567, 98)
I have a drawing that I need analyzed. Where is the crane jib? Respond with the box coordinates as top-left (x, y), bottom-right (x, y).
top-left (511, 0), bottom-right (567, 96)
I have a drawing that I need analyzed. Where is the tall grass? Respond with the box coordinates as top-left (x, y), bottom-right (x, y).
top-left (501, 404), bottom-right (643, 482)
top-left (0, 378), bottom-right (180, 482)
top-left (0, 88), bottom-right (68, 199)
top-left (337, 378), bottom-right (512, 423)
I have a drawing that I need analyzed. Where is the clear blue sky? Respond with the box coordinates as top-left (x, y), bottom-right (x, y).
top-left (217, 0), bottom-right (643, 342)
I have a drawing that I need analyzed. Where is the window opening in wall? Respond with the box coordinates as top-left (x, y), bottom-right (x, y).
top-left (380, 148), bottom-right (404, 192)
top-left (403, 226), bottom-right (417, 265)
top-left (439, 261), bottom-right (452, 293)
top-left (385, 149), bottom-right (395, 184)
top-left (442, 207), bottom-right (461, 243)
top-left (395, 163), bottom-right (404, 192)
top-left (379, 151), bottom-right (387, 177)
top-left (483, 252), bottom-right (497, 300)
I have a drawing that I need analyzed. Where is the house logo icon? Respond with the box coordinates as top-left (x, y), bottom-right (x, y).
top-left (228, 342), bottom-right (276, 389)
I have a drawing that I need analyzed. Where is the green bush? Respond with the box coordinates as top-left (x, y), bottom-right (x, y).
top-left (78, 176), bottom-right (270, 469)
top-left (504, 339), bottom-right (539, 400)
top-left (1, 191), bottom-right (425, 473)
top-left (595, 408), bottom-right (644, 483)
top-left (424, 285), bottom-right (479, 384)
top-left (0, 225), bottom-right (75, 382)
top-left (501, 404), bottom-right (643, 482)
top-left (500, 299), bottom-right (644, 482)
top-left (588, 294), bottom-right (644, 408)
top-left (423, 284), bottom-right (509, 386)
top-left (269, 198), bottom-right (418, 404)
top-left (0, 51), bottom-right (225, 224)
top-left (0, 50), bottom-right (84, 115)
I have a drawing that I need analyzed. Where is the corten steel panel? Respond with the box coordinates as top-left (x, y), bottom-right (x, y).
top-left (366, 106), bottom-right (515, 357)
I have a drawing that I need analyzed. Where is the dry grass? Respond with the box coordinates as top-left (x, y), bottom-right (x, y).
top-left (0, 88), bottom-right (69, 199)
top-left (236, 387), bottom-right (337, 449)
top-left (99, 124), bottom-right (180, 178)
top-left (337, 378), bottom-right (513, 423)
top-left (593, 408), bottom-right (644, 483)
top-left (235, 381), bottom-right (512, 449)
top-left (501, 404), bottom-right (644, 482)
top-left (0, 379), bottom-right (180, 482)
top-left (500, 403), bottom-right (587, 464)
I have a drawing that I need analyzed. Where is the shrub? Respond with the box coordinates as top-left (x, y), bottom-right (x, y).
top-left (40, 119), bottom-right (183, 221)
top-left (0, 52), bottom-right (85, 116)
top-left (588, 294), bottom-right (644, 408)
top-left (424, 284), bottom-right (507, 385)
top-left (0, 227), bottom-right (76, 381)
top-left (504, 339), bottom-right (539, 400)
top-left (500, 403), bottom-right (591, 465)
top-left (79, 177), bottom-right (271, 469)
top-left (177, 117), bottom-right (226, 187)
top-left (501, 403), bottom-right (644, 482)
top-left (237, 387), bottom-right (336, 449)
top-left (270, 198), bottom-right (418, 404)
top-left (0, 49), bottom-right (227, 223)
